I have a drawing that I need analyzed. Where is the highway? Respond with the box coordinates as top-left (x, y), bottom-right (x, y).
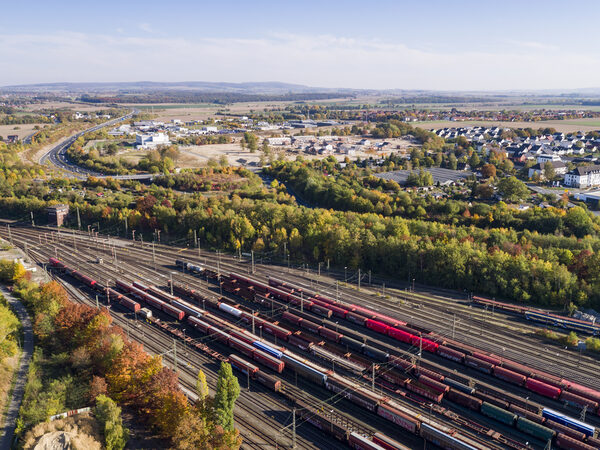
top-left (38, 108), bottom-right (154, 181)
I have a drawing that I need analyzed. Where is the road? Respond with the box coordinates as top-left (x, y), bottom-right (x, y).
top-left (0, 286), bottom-right (33, 450)
top-left (39, 109), bottom-right (154, 181)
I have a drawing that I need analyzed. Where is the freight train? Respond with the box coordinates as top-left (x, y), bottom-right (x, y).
top-left (48, 258), bottom-right (140, 313)
top-left (472, 295), bottom-right (600, 336)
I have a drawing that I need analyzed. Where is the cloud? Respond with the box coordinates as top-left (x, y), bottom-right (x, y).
top-left (0, 31), bottom-right (598, 90)
top-left (138, 23), bottom-right (153, 33)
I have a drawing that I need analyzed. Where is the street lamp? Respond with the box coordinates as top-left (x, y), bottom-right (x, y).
top-left (344, 266), bottom-right (347, 282)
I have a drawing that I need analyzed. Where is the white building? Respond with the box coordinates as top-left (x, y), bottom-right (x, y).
top-left (267, 137), bottom-right (292, 146)
top-left (202, 126), bottom-right (218, 133)
top-left (136, 132), bottom-right (170, 149)
top-left (564, 165), bottom-right (600, 188)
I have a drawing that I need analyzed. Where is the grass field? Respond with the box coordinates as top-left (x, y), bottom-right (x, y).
top-left (0, 123), bottom-right (48, 140)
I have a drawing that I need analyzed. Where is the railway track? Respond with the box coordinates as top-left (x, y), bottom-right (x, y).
top-left (8, 226), bottom-right (600, 448)
top-left (21, 247), bottom-right (322, 449)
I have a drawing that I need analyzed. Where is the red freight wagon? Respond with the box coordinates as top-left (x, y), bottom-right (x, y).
top-left (472, 352), bottom-right (501, 366)
top-left (414, 367), bottom-right (445, 382)
top-left (409, 336), bottom-right (439, 353)
top-left (372, 313), bottom-right (407, 328)
top-left (556, 433), bottom-right (596, 450)
top-left (256, 371), bottom-right (282, 392)
top-left (493, 366), bottom-right (526, 386)
top-left (288, 334), bottom-right (313, 350)
top-left (464, 355), bottom-right (493, 374)
top-left (559, 391), bottom-right (599, 412)
top-left (300, 319), bottom-right (322, 334)
top-left (564, 383), bottom-right (600, 405)
top-left (78, 274), bottom-right (97, 287)
top-left (447, 389), bottom-right (482, 410)
top-left (261, 322), bottom-right (292, 340)
top-left (230, 330), bottom-right (254, 344)
top-left (437, 345), bottom-right (465, 363)
top-left (253, 350), bottom-right (284, 373)
top-left (120, 296), bottom-right (140, 312)
top-left (188, 316), bottom-right (211, 333)
top-left (162, 303), bottom-right (185, 320)
top-left (310, 304), bottom-right (333, 318)
top-left (319, 327), bottom-right (343, 343)
top-left (210, 328), bottom-right (230, 344)
top-left (585, 436), bottom-right (600, 447)
top-left (545, 420), bottom-right (587, 441)
top-left (132, 281), bottom-right (149, 291)
top-left (351, 306), bottom-right (377, 319)
top-left (526, 378), bottom-right (561, 399)
top-left (501, 359), bottom-right (533, 377)
top-left (380, 369), bottom-right (410, 387)
top-left (346, 311), bottom-right (367, 325)
top-left (376, 404), bottom-right (419, 433)
top-left (49, 257), bottom-right (65, 268)
top-left (229, 337), bottom-right (256, 358)
top-left (326, 304), bottom-right (348, 318)
top-left (418, 375), bottom-right (449, 394)
top-left (508, 404), bottom-right (544, 424)
top-left (388, 355), bottom-right (414, 372)
top-left (387, 327), bottom-right (412, 343)
top-left (366, 319), bottom-right (390, 334)
top-left (229, 354), bottom-right (259, 377)
top-left (404, 379), bottom-right (443, 403)
top-left (532, 371), bottom-right (565, 389)
top-left (282, 311), bottom-right (303, 326)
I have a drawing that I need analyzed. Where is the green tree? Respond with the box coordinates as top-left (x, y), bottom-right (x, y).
top-left (213, 362), bottom-right (240, 432)
top-left (497, 176), bottom-right (529, 203)
top-left (468, 152), bottom-right (481, 168)
top-left (243, 133), bottom-right (258, 153)
top-left (543, 161), bottom-right (556, 180)
top-left (95, 395), bottom-right (129, 450)
top-left (564, 206), bottom-right (594, 238)
top-left (565, 331), bottom-right (578, 347)
top-left (480, 164), bottom-right (497, 179)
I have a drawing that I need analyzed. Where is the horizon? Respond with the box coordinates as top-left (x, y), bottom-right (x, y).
top-left (2, 0), bottom-right (600, 91)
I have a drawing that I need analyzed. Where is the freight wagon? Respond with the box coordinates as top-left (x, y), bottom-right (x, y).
top-left (419, 423), bottom-right (478, 450)
top-left (542, 408), bottom-right (595, 437)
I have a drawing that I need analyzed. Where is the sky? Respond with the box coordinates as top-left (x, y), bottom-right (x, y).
top-left (2, 0), bottom-right (600, 91)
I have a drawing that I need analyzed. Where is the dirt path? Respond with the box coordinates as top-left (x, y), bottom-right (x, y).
top-left (0, 286), bottom-right (33, 450)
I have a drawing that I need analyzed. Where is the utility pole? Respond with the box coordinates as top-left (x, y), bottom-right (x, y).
top-left (372, 364), bottom-right (375, 392)
top-left (132, 230), bottom-right (135, 242)
top-left (96, 295), bottom-right (99, 309)
top-left (251, 250), bottom-right (255, 274)
top-left (124, 217), bottom-right (127, 237)
top-left (301, 292), bottom-right (304, 313)
top-left (336, 281), bottom-right (339, 301)
top-left (152, 242), bottom-right (156, 270)
top-left (173, 339), bottom-right (177, 373)
top-left (358, 268), bottom-right (361, 291)
top-left (452, 313), bottom-right (456, 339)
top-left (30, 211), bottom-right (34, 227)
top-left (419, 332), bottom-right (423, 364)
top-left (7, 225), bottom-right (11, 243)
top-left (76, 207), bottom-right (81, 230)
top-left (292, 408), bottom-right (296, 450)
top-left (252, 312), bottom-right (255, 334)
top-left (170, 273), bottom-right (174, 296)
top-left (194, 229), bottom-right (197, 249)
top-left (72, 229), bottom-right (76, 250)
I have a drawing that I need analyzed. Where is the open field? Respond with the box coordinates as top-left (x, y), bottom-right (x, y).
top-left (414, 118), bottom-right (600, 133)
top-left (22, 101), bottom-right (113, 112)
top-left (0, 123), bottom-right (47, 140)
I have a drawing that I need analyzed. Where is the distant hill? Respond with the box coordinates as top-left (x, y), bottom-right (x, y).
top-left (0, 81), bottom-right (357, 95)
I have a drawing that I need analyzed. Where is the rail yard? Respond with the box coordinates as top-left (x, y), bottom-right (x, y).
top-left (4, 224), bottom-right (600, 450)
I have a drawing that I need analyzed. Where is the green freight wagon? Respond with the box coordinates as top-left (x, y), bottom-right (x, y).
top-left (516, 416), bottom-right (556, 442)
top-left (481, 402), bottom-right (517, 426)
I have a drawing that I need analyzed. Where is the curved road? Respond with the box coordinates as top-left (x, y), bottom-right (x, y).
top-left (0, 286), bottom-right (33, 450)
top-left (39, 109), bottom-right (155, 181)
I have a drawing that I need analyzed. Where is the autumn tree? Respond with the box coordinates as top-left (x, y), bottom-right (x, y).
top-left (213, 362), bottom-right (240, 432)
top-left (481, 164), bottom-right (497, 179)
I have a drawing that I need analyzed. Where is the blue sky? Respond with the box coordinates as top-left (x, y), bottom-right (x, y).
top-left (2, 0), bottom-right (599, 90)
